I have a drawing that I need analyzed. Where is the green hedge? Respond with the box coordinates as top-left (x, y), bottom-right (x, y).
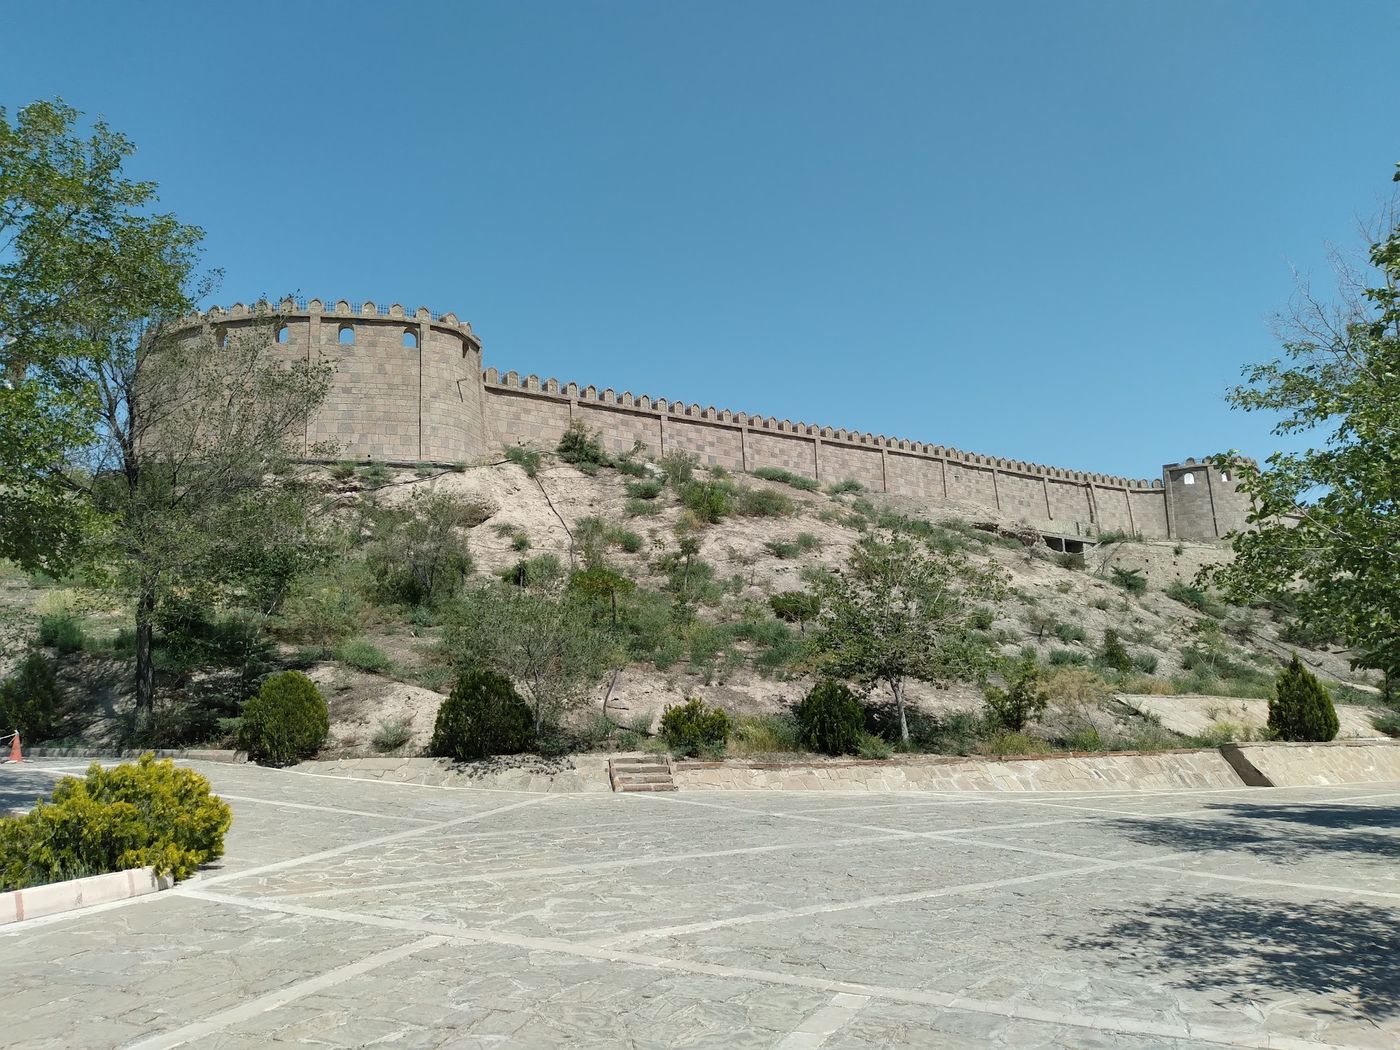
top-left (430, 667), bottom-right (534, 761)
top-left (660, 698), bottom-right (731, 757)
top-left (238, 670), bottom-right (329, 766)
top-left (0, 753), bottom-right (232, 891)
top-left (795, 679), bottom-right (864, 755)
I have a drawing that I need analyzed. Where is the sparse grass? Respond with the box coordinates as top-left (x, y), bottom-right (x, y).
top-left (625, 498), bottom-right (662, 517)
top-left (729, 713), bottom-right (801, 756)
top-left (38, 612), bottom-right (86, 653)
top-left (504, 444), bottom-right (543, 477)
top-left (826, 479), bottom-right (864, 496)
top-left (752, 466), bottom-right (820, 492)
top-left (626, 479), bottom-right (664, 500)
top-left (358, 463), bottom-right (391, 488)
top-left (372, 717), bottom-right (413, 753)
top-left (334, 637), bottom-right (393, 675)
top-left (1165, 581), bottom-right (1225, 617)
top-left (763, 532), bottom-right (822, 559)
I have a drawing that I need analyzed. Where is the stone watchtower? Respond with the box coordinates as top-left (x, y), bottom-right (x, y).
top-left (169, 298), bottom-right (490, 464)
top-left (1162, 458), bottom-right (1252, 541)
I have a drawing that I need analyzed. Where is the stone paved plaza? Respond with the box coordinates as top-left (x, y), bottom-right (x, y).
top-left (1, 760), bottom-right (1397, 1049)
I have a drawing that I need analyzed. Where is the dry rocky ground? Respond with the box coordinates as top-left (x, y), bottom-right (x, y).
top-left (0, 457), bottom-right (1390, 756)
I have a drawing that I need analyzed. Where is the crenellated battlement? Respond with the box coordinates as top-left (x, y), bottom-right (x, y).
top-left (482, 367), bottom-right (1166, 491)
top-left (182, 297), bottom-right (1248, 540)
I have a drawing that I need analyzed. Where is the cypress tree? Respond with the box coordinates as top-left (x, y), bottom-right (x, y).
top-left (1269, 654), bottom-right (1340, 742)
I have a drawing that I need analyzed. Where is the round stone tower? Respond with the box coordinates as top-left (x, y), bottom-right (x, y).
top-left (170, 298), bottom-right (489, 464)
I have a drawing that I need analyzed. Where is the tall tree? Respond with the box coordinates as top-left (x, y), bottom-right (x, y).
top-left (1, 99), bottom-right (195, 572)
top-left (811, 529), bottom-right (1007, 743)
top-left (1205, 168), bottom-right (1400, 697)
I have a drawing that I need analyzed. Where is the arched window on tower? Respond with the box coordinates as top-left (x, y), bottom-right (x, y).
top-left (1182, 473), bottom-right (1196, 485)
top-left (338, 324), bottom-right (355, 345)
top-left (276, 324), bottom-right (289, 344)
top-left (402, 328), bottom-right (419, 349)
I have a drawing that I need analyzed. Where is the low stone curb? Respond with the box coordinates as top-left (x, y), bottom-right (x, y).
top-left (0, 867), bottom-right (173, 925)
top-left (17, 747), bottom-right (247, 764)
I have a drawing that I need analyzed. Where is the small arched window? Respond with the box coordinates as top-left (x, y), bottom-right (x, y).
top-left (1220, 471), bottom-right (1230, 483)
top-left (216, 327), bottom-right (229, 348)
top-left (338, 324), bottom-right (355, 345)
top-left (276, 324), bottom-right (289, 344)
top-left (1182, 472), bottom-right (1196, 485)
top-left (402, 328), bottom-right (419, 349)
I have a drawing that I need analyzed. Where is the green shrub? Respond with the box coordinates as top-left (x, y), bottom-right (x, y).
top-left (794, 679), bottom-right (865, 755)
top-left (856, 731), bottom-right (892, 759)
top-left (752, 466), bottom-right (820, 492)
top-left (37, 612), bottom-right (85, 654)
top-left (660, 698), bottom-right (732, 757)
top-left (614, 529), bottom-right (644, 554)
top-left (1096, 629), bottom-right (1134, 674)
top-left (372, 717), bottom-right (413, 753)
top-left (1048, 648), bottom-right (1088, 666)
top-left (769, 591), bottom-right (821, 631)
top-left (678, 479), bottom-right (732, 523)
top-left (1374, 712), bottom-right (1400, 738)
top-left (827, 479), bottom-right (864, 496)
top-left (335, 637), bottom-right (392, 674)
top-left (625, 498), bottom-right (662, 517)
top-left (730, 713), bottom-right (800, 755)
top-left (1110, 567), bottom-right (1147, 594)
top-left (0, 652), bottom-right (62, 742)
top-left (1053, 621), bottom-right (1086, 644)
top-left (764, 539), bottom-right (801, 559)
top-left (1055, 552), bottom-right (1085, 571)
top-left (330, 461), bottom-right (356, 480)
top-left (358, 462), bottom-right (391, 488)
top-left (1268, 655), bottom-right (1340, 742)
top-left (504, 444), bottom-right (543, 477)
top-left (556, 419), bottom-right (611, 467)
top-left (238, 671), bottom-right (329, 766)
top-left (626, 478), bottom-right (664, 500)
top-left (429, 667), bottom-right (534, 761)
top-left (659, 451), bottom-right (698, 485)
top-left (0, 754), bottom-right (231, 891)
top-left (734, 486), bottom-right (795, 517)
top-left (1165, 581), bottom-right (1224, 617)
top-left (982, 659), bottom-right (1049, 731)
top-left (1131, 652), bottom-right (1159, 675)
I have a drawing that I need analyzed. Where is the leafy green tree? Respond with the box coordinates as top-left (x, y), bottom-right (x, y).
top-left (445, 585), bottom-right (618, 738)
top-left (811, 529), bottom-right (1007, 743)
top-left (1, 99), bottom-right (192, 573)
top-left (769, 591), bottom-right (821, 633)
top-left (982, 657), bottom-right (1049, 732)
top-left (1269, 654), bottom-right (1340, 742)
top-left (1206, 168), bottom-right (1400, 698)
top-left (0, 652), bottom-right (63, 742)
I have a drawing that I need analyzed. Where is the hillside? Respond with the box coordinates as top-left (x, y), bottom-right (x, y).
top-left (0, 454), bottom-right (1389, 758)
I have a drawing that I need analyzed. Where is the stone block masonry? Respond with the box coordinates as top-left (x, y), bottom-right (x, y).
top-left (172, 299), bottom-right (1251, 542)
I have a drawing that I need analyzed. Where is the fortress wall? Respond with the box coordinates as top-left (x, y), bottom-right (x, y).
top-left (1129, 489), bottom-right (1170, 537)
top-left (946, 461), bottom-right (998, 507)
top-left (819, 443), bottom-right (886, 491)
top-left (996, 472), bottom-right (1047, 521)
top-left (746, 429), bottom-right (817, 477)
top-left (1047, 479), bottom-right (1093, 525)
top-left (487, 385), bottom-right (571, 451)
top-left (420, 325), bottom-right (480, 462)
top-left (664, 417), bottom-right (745, 469)
top-left (884, 451), bottom-right (943, 500)
top-left (571, 398), bottom-right (661, 456)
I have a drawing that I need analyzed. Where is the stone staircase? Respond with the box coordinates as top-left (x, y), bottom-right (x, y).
top-left (608, 755), bottom-right (677, 792)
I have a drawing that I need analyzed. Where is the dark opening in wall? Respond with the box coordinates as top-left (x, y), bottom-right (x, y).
top-left (338, 324), bottom-right (355, 345)
top-left (216, 327), bottom-right (228, 348)
top-left (402, 328), bottom-right (418, 349)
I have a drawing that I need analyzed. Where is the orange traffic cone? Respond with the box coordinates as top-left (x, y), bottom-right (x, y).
top-left (7, 732), bottom-right (20, 763)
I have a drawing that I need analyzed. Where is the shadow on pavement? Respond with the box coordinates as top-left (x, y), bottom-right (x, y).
top-left (1066, 891), bottom-right (1400, 1022)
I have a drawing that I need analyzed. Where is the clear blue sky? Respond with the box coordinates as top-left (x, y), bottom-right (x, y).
top-left (3, 1), bottom-right (1396, 479)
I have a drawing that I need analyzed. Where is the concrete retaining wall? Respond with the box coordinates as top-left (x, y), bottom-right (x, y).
top-left (673, 749), bottom-right (1245, 793)
top-left (1223, 739), bottom-right (1400, 787)
top-left (294, 755), bottom-right (612, 792)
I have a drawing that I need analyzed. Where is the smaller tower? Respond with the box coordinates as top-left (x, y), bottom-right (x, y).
top-left (1162, 458), bottom-right (1250, 541)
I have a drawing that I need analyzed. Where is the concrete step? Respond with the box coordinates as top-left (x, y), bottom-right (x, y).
top-left (608, 756), bottom-right (676, 793)
top-left (613, 774), bottom-right (673, 785)
top-left (616, 783), bottom-right (678, 792)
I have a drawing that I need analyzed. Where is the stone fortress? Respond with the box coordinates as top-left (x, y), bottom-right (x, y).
top-left (177, 298), bottom-right (1251, 544)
